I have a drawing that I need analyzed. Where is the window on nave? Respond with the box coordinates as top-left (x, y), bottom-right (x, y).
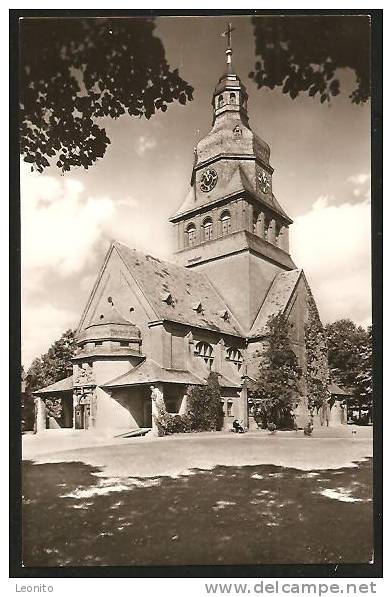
top-left (195, 341), bottom-right (214, 369)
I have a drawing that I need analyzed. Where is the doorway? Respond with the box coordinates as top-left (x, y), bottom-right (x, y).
top-left (75, 404), bottom-right (90, 429)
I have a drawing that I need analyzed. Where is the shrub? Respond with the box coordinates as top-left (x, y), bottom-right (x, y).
top-left (154, 372), bottom-right (223, 436)
top-left (267, 422), bottom-right (277, 434)
top-left (186, 372), bottom-right (223, 432)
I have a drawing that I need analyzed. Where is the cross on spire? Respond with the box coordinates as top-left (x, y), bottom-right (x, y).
top-left (222, 22), bottom-right (235, 71)
top-left (222, 22), bottom-right (235, 50)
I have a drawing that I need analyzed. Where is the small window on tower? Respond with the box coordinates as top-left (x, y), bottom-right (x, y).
top-left (185, 223), bottom-right (197, 248)
top-left (220, 211), bottom-right (231, 236)
top-left (264, 218), bottom-right (270, 241)
top-left (218, 94), bottom-right (224, 108)
top-left (202, 217), bottom-right (213, 241)
top-left (229, 92), bottom-right (236, 105)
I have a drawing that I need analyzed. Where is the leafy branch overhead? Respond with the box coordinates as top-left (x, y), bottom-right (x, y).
top-left (20, 18), bottom-right (194, 172)
top-left (249, 16), bottom-right (370, 104)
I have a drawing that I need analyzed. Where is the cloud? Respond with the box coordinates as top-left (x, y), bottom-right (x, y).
top-left (348, 173), bottom-right (370, 185)
top-left (21, 163), bottom-right (115, 280)
top-left (135, 135), bottom-right (157, 156)
top-left (20, 162), bottom-right (172, 366)
top-left (21, 301), bottom-right (78, 366)
top-left (290, 195), bottom-right (371, 327)
top-left (347, 173), bottom-right (370, 201)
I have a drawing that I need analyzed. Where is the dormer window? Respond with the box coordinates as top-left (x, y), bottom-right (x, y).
top-left (195, 341), bottom-right (214, 369)
top-left (185, 223), bottom-right (197, 248)
top-left (192, 301), bottom-right (203, 314)
top-left (202, 217), bottom-right (213, 242)
top-left (218, 309), bottom-right (229, 321)
top-left (160, 291), bottom-right (173, 305)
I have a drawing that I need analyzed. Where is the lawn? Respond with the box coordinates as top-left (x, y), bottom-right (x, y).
top-left (22, 431), bottom-right (373, 567)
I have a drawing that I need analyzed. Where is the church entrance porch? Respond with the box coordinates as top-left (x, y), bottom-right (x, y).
top-left (34, 391), bottom-right (74, 432)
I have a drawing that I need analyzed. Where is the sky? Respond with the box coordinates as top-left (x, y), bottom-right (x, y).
top-left (20, 15), bottom-right (371, 368)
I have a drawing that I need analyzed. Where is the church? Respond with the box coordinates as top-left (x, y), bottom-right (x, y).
top-left (33, 32), bottom-right (347, 434)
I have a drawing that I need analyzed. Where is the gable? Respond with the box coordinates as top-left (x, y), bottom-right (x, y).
top-left (249, 269), bottom-right (302, 337)
top-left (77, 244), bottom-right (157, 335)
top-left (78, 242), bottom-right (244, 340)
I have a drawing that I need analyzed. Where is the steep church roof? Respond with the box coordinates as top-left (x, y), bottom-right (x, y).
top-left (114, 242), bottom-right (244, 337)
top-left (249, 269), bottom-right (302, 337)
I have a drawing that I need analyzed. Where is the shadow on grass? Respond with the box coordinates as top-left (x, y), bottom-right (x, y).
top-left (22, 458), bottom-right (373, 567)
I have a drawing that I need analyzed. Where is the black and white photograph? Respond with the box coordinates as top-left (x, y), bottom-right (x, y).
top-left (11, 9), bottom-right (381, 576)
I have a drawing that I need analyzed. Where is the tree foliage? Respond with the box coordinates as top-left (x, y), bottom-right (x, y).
top-left (325, 319), bottom-right (372, 410)
top-left (25, 329), bottom-right (77, 394)
top-left (250, 313), bottom-right (301, 428)
top-left (325, 319), bottom-right (367, 389)
top-left (305, 292), bottom-right (330, 410)
top-left (20, 18), bottom-right (193, 172)
top-left (250, 16), bottom-right (370, 104)
top-left (355, 327), bottom-right (373, 407)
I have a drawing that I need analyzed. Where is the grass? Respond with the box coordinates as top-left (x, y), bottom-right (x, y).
top-left (22, 457), bottom-right (373, 567)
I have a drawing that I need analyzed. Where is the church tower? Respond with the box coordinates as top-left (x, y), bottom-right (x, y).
top-left (170, 25), bottom-right (297, 332)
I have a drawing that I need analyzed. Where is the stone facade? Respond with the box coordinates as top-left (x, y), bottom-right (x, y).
top-left (33, 44), bottom-right (345, 435)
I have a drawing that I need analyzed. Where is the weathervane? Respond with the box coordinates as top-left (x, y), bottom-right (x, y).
top-left (222, 22), bottom-right (235, 71)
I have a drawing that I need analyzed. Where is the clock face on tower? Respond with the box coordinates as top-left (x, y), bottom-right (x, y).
top-left (257, 170), bottom-right (271, 194)
top-left (200, 168), bottom-right (218, 192)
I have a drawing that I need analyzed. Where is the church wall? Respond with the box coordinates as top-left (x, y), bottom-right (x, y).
top-left (94, 387), bottom-right (143, 431)
top-left (194, 251), bottom-right (281, 332)
top-left (146, 325), bottom-right (167, 367)
top-left (92, 359), bottom-right (133, 386)
top-left (248, 253), bottom-right (283, 327)
top-left (170, 327), bottom-right (187, 370)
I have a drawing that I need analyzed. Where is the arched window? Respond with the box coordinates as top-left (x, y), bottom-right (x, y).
top-left (220, 210), bottom-right (231, 236)
top-left (185, 223), bottom-right (197, 248)
top-left (218, 94), bottom-right (224, 108)
top-left (226, 347), bottom-right (244, 371)
top-left (229, 92), bottom-right (236, 105)
top-left (253, 210), bottom-right (260, 235)
top-left (227, 400), bottom-right (233, 417)
top-left (264, 217), bottom-right (270, 241)
top-left (202, 217), bottom-right (213, 242)
top-left (275, 222), bottom-right (282, 245)
top-left (195, 341), bottom-right (214, 369)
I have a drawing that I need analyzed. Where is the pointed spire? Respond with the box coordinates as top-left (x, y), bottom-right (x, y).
top-left (222, 22), bottom-right (235, 74)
